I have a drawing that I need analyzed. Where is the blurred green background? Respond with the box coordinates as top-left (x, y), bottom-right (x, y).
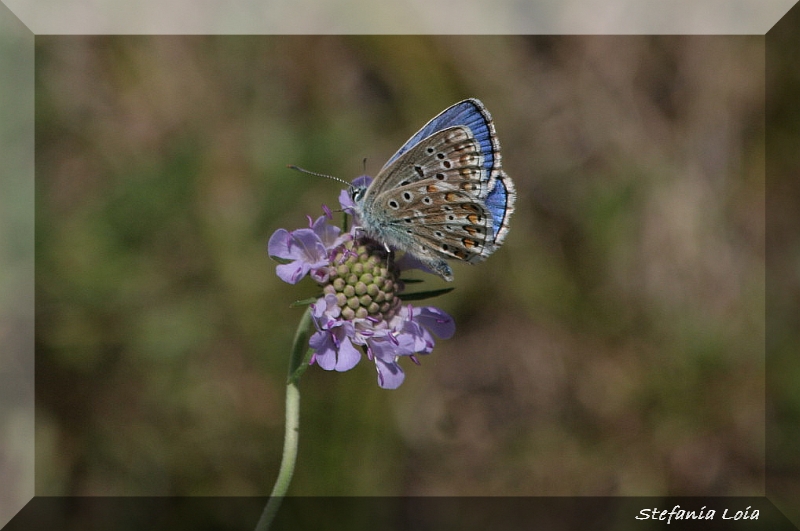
top-left (35, 36), bottom-right (765, 497)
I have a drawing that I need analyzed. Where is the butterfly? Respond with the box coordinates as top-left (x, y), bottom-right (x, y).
top-left (349, 98), bottom-right (516, 282)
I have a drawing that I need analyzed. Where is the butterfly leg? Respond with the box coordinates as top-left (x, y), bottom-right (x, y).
top-left (384, 247), bottom-right (394, 275)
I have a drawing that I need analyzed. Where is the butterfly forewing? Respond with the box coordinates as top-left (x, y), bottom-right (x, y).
top-left (365, 126), bottom-right (489, 199)
top-left (381, 99), bottom-right (502, 182)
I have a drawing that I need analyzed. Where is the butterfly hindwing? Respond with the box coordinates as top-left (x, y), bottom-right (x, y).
top-left (482, 170), bottom-right (515, 248)
top-left (399, 191), bottom-right (495, 264)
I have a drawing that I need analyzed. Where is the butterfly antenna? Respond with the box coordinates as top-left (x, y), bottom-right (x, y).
top-left (287, 164), bottom-right (351, 188)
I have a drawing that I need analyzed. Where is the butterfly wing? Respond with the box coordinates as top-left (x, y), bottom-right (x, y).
top-left (482, 169), bottom-right (515, 248)
top-left (381, 99), bottom-right (503, 185)
top-left (381, 99), bottom-right (514, 246)
top-left (356, 99), bottom-right (516, 281)
top-left (359, 126), bottom-right (498, 278)
top-left (365, 124), bottom-right (489, 198)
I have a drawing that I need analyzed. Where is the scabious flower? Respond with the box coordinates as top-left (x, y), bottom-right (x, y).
top-left (267, 211), bottom-right (349, 284)
top-left (268, 184), bottom-right (455, 389)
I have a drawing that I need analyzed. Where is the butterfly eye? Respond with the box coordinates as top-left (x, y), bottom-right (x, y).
top-left (350, 186), bottom-right (366, 202)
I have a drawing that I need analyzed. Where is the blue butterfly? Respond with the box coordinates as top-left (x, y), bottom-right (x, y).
top-left (350, 99), bottom-right (516, 282)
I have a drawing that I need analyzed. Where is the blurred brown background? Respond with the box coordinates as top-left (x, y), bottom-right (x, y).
top-left (35, 36), bottom-right (765, 498)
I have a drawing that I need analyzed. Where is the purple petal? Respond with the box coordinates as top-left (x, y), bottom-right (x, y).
top-left (310, 267), bottom-right (330, 284)
top-left (368, 336), bottom-right (399, 359)
top-left (310, 296), bottom-right (329, 319)
top-left (400, 321), bottom-right (433, 354)
top-left (339, 189), bottom-right (355, 212)
top-left (286, 228), bottom-right (328, 264)
top-left (352, 175), bottom-right (372, 188)
top-left (334, 336), bottom-right (362, 371)
top-left (374, 357), bottom-right (405, 389)
top-left (309, 328), bottom-right (361, 372)
top-left (276, 261), bottom-right (311, 284)
top-left (267, 229), bottom-right (293, 260)
top-left (311, 293), bottom-right (342, 323)
top-left (309, 331), bottom-right (337, 370)
top-left (368, 331), bottom-right (416, 359)
top-left (309, 329), bottom-right (329, 350)
top-left (270, 226), bottom-right (332, 284)
top-left (415, 307), bottom-right (456, 339)
top-left (311, 216), bottom-right (345, 250)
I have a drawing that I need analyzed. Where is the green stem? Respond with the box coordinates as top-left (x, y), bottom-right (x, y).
top-left (254, 381), bottom-right (300, 531)
top-left (255, 307), bottom-right (314, 531)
